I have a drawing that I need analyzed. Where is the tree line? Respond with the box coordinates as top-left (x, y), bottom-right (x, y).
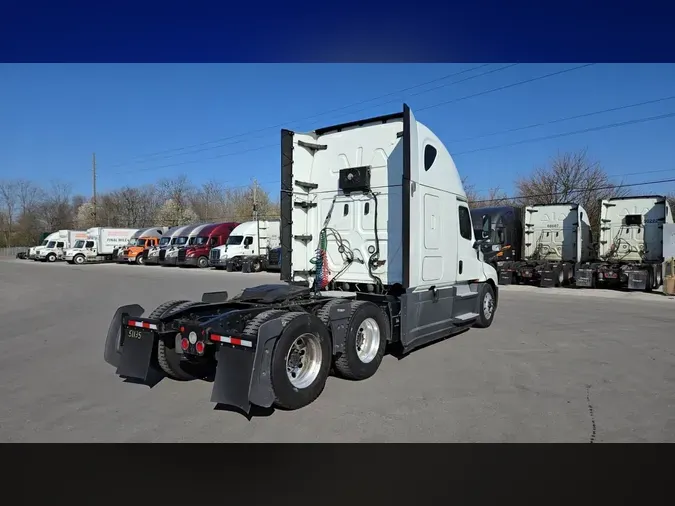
top-left (1, 149), bottom-right (673, 247)
top-left (0, 176), bottom-right (279, 248)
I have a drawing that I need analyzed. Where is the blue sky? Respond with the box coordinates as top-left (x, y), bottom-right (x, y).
top-left (1, 63), bottom-right (674, 199)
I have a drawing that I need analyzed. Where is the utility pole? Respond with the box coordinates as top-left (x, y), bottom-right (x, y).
top-left (252, 178), bottom-right (261, 255)
top-left (92, 152), bottom-right (97, 226)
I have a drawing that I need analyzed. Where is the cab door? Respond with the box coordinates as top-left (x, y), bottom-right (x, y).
top-left (456, 199), bottom-right (484, 283)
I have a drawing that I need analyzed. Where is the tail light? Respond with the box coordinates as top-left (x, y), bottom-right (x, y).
top-left (195, 341), bottom-right (205, 355)
top-left (180, 338), bottom-right (189, 351)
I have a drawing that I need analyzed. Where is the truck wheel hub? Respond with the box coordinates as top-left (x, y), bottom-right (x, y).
top-left (285, 333), bottom-right (322, 389)
top-left (355, 318), bottom-right (380, 364)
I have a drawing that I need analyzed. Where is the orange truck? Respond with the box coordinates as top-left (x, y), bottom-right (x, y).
top-left (116, 227), bottom-right (168, 265)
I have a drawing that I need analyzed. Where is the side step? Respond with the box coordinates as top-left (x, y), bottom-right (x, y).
top-left (452, 312), bottom-right (479, 323)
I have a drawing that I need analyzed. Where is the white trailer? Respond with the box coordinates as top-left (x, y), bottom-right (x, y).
top-left (37, 230), bottom-right (88, 262)
top-left (511, 203), bottom-right (594, 287)
top-left (209, 220), bottom-right (281, 272)
top-left (576, 195), bottom-right (673, 291)
top-left (64, 228), bottom-right (139, 264)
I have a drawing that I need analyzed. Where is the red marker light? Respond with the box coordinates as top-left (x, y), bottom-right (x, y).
top-left (180, 326), bottom-right (185, 332)
top-left (180, 338), bottom-right (189, 351)
top-left (195, 341), bottom-right (205, 355)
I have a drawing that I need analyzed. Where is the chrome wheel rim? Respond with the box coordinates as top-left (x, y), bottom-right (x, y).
top-left (483, 292), bottom-right (494, 320)
top-left (558, 270), bottom-right (564, 284)
top-left (286, 333), bottom-right (322, 389)
top-left (356, 317), bottom-right (380, 363)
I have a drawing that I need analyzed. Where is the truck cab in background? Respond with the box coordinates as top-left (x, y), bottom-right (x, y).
top-left (145, 225), bottom-right (184, 265)
top-left (209, 220), bottom-right (280, 272)
top-left (177, 222), bottom-right (239, 268)
top-left (470, 206), bottom-right (523, 283)
top-left (577, 195), bottom-right (673, 291)
top-left (29, 232), bottom-right (59, 260)
top-left (162, 224), bottom-right (211, 266)
top-left (117, 227), bottom-right (167, 265)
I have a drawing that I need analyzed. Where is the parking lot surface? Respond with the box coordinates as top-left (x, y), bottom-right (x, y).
top-left (1, 258), bottom-right (674, 442)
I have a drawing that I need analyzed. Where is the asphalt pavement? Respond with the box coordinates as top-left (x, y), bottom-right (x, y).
top-left (1, 258), bottom-right (673, 442)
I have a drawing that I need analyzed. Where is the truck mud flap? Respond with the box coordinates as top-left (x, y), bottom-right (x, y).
top-left (210, 318), bottom-right (283, 413)
top-left (540, 269), bottom-right (556, 288)
top-left (627, 271), bottom-right (648, 290)
top-left (575, 269), bottom-right (594, 288)
top-left (499, 270), bottom-right (514, 285)
top-left (104, 304), bottom-right (144, 368)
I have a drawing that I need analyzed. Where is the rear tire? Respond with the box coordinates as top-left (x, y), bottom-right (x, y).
top-left (251, 258), bottom-right (262, 272)
top-left (333, 301), bottom-right (388, 381)
top-left (645, 270), bottom-right (653, 292)
top-left (474, 283), bottom-right (496, 328)
top-left (151, 300), bottom-right (205, 381)
top-left (270, 312), bottom-right (332, 410)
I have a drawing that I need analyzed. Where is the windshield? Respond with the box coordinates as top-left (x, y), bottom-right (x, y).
top-left (128, 238), bottom-right (140, 246)
top-left (47, 241), bottom-right (56, 248)
top-left (173, 236), bottom-right (188, 245)
top-left (159, 237), bottom-right (171, 246)
top-left (41, 240), bottom-right (49, 246)
top-left (74, 240), bottom-right (85, 248)
top-left (193, 236), bottom-right (208, 246)
top-left (226, 235), bottom-right (243, 245)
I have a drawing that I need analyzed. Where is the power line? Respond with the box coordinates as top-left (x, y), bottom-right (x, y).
top-left (446, 94), bottom-right (675, 143)
top-left (109, 64), bottom-right (595, 176)
top-left (452, 111), bottom-right (675, 156)
top-left (104, 64), bottom-right (497, 170)
top-left (416, 63), bottom-right (597, 112)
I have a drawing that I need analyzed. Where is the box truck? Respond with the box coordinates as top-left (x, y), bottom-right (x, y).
top-left (209, 220), bottom-right (280, 272)
top-left (103, 104), bottom-right (499, 413)
top-left (576, 195), bottom-right (673, 291)
top-left (37, 230), bottom-right (88, 262)
top-left (176, 221), bottom-right (239, 268)
top-left (116, 227), bottom-right (168, 265)
top-left (64, 228), bottom-right (139, 264)
top-left (500, 203), bottom-right (595, 287)
top-left (28, 232), bottom-right (60, 260)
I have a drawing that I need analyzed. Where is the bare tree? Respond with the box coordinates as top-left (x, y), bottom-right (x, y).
top-left (515, 149), bottom-right (630, 236)
top-left (40, 181), bottom-right (75, 231)
top-left (0, 180), bottom-right (18, 246)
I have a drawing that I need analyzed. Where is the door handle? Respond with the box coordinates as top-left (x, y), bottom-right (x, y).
top-left (459, 260), bottom-right (463, 274)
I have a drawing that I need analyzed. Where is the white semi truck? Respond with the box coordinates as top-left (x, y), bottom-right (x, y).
top-left (104, 104), bottom-right (500, 413)
top-left (209, 220), bottom-right (281, 272)
top-left (500, 203), bottom-right (594, 287)
top-left (28, 232), bottom-right (60, 260)
top-left (144, 225), bottom-right (184, 265)
top-left (576, 195), bottom-right (673, 291)
top-left (37, 230), bottom-right (88, 262)
top-left (64, 228), bottom-right (139, 264)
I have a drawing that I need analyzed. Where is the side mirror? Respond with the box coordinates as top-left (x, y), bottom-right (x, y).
top-left (473, 241), bottom-right (481, 250)
top-left (244, 244), bottom-right (249, 249)
top-left (481, 230), bottom-right (489, 239)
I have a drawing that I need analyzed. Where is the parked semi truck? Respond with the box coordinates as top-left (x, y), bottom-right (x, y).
top-left (177, 221), bottom-right (239, 268)
top-left (209, 220), bottom-right (280, 272)
top-left (103, 104), bottom-right (499, 412)
top-left (470, 206), bottom-right (523, 282)
top-left (161, 223), bottom-right (211, 266)
top-left (28, 232), bottom-right (60, 260)
top-left (37, 230), bottom-right (88, 262)
top-left (144, 225), bottom-right (184, 265)
top-left (500, 203), bottom-right (594, 287)
top-left (116, 227), bottom-right (167, 265)
top-left (576, 195), bottom-right (673, 291)
top-left (64, 228), bottom-right (139, 264)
